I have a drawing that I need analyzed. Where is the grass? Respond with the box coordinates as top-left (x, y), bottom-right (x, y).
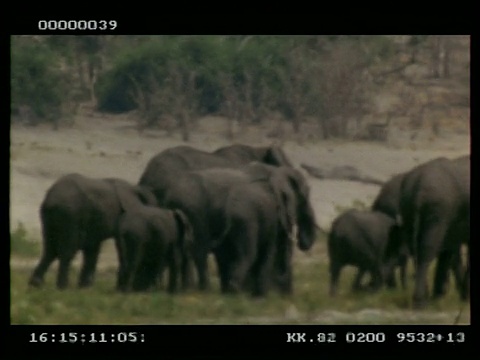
top-left (10, 222), bottom-right (40, 257)
top-left (10, 228), bottom-right (470, 325)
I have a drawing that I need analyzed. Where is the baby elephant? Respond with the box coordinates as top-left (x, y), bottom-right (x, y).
top-left (116, 207), bottom-right (194, 293)
top-left (328, 209), bottom-right (407, 296)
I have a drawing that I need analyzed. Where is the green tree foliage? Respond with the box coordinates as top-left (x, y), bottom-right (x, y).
top-left (95, 35), bottom-right (400, 137)
top-left (96, 36), bottom-right (290, 114)
top-left (11, 37), bottom-right (67, 126)
top-left (12, 35), bottom-right (469, 139)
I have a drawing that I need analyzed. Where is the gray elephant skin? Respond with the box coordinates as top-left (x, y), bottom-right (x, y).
top-left (116, 207), bottom-right (194, 293)
top-left (372, 172), bottom-right (405, 220)
top-left (157, 163), bottom-right (317, 296)
top-left (138, 144), bottom-right (293, 203)
top-left (29, 173), bottom-right (157, 289)
top-left (398, 155), bottom-right (470, 308)
top-left (328, 209), bottom-right (406, 296)
top-left (137, 144), bottom-right (303, 293)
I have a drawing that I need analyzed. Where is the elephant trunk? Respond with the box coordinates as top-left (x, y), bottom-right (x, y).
top-left (297, 201), bottom-right (317, 251)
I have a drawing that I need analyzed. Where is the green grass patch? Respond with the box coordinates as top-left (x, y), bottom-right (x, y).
top-left (10, 232), bottom-right (470, 325)
top-left (10, 222), bottom-right (40, 257)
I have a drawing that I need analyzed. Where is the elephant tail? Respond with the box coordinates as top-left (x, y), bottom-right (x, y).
top-left (410, 210), bottom-right (421, 270)
top-left (212, 208), bottom-right (234, 250)
top-left (172, 209), bottom-right (194, 254)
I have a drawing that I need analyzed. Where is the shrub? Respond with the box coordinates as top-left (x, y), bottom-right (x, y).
top-left (11, 37), bottom-right (70, 127)
top-left (10, 222), bottom-right (40, 257)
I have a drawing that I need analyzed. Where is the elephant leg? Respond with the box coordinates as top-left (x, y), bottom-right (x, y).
top-left (180, 254), bottom-right (194, 290)
top-left (145, 255), bottom-right (162, 291)
top-left (385, 271), bottom-right (396, 288)
top-left (226, 225), bottom-right (257, 294)
top-left (413, 260), bottom-right (431, 308)
top-left (450, 248), bottom-right (465, 294)
top-left (399, 256), bottom-right (408, 290)
top-left (127, 240), bottom-right (146, 292)
top-left (114, 236), bottom-right (128, 291)
top-left (452, 244), bottom-right (469, 301)
top-left (167, 251), bottom-right (179, 293)
top-left (29, 250), bottom-right (56, 287)
top-left (79, 242), bottom-right (101, 288)
top-left (460, 252), bottom-right (470, 301)
top-left (351, 268), bottom-right (365, 292)
top-left (214, 247), bottom-right (231, 293)
top-left (384, 260), bottom-right (399, 289)
top-left (432, 250), bottom-right (454, 299)
top-left (134, 250), bottom-right (157, 292)
top-left (412, 220), bottom-right (447, 309)
top-left (252, 241), bottom-right (276, 297)
top-left (193, 251), bottom-right (210, 291)
top-left (329, 262), bottom-right (342, 297)
top-left (56, 250), bottom-right (76, 289)
top-left (369, 266), bottom-right (383, 292)
top-left (276, 265), bottom-right (293, 295)
top-left (274, 233), bottom-right (293, 295)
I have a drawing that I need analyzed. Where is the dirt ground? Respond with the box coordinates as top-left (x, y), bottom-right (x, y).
top-left (10, 113), bottom-right (470, 240)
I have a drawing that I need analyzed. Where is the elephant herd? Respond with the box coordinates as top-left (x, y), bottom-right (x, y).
top-left (28, 144), bottom-right (470, 309)
top-left (28, 144), bottom-right (316, 298)
top-left (329, 154), bottom-right (470, 308)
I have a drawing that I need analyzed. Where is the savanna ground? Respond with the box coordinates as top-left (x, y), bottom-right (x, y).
top-left (10, 111), bottom-right (471, 324)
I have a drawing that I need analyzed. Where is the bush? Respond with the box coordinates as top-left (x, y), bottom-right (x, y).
top-left (10, 222), bottom-right (40, 257)
top-left (95, 36), bottom-right (290, 118)
top-left (95, 35), bottom-right (401, 138)
top-left (11, 37), bottom-right (70, 127)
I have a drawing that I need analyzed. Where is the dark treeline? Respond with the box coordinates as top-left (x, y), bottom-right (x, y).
top-left (11, 35), bottom-right (470, 140)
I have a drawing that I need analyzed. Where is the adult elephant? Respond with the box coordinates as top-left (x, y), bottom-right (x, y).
top-left (371, 172), bottom-right (405, 220)
top-left (371, 172), bottom-right (410, 287)
top-left (138, 143), bottom-right (297, 290)
top-left (373, 162), bottom-right (467, 298)
top-left (328, 209), bottom-right (407, 297)
top-left (398, 155), bottom-right (470, 308)
top-left (116, 207), bottom-right (194, 293)
top-left (212, 143), bottom-right (293, 167)
top-left (160, 163), bottom-right (317, 295)
top-left (29, 173), bottom-right (157, 289)
top-left (138, 144), bottom-right (293, 203)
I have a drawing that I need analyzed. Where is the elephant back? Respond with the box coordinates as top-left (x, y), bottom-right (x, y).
top-left (372, 173), bottom-right (405, 219)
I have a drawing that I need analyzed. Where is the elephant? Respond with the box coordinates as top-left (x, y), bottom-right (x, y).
top-left (116, 207), bottom-right (194, 293)
top-left (213, 179), bottom-right (285, 296)
top-left (328, 209), bottom-right (407, 296)
top-left (28, 173), bottom-right (157, 289)
top-left (397, 155), bottom-right (470, 308)
top-left (159, 163), bottom-right (317, 295)
top-left (212, 143), bottom-right (293, 167)
top-left (138, 144), bottom-right (293, 203)
top-left (371, 172), bottom-right (405, 220)
top-left (137, 143), bottom-right (298, 290)
top-left (371, 172), bottom-right (411, 287)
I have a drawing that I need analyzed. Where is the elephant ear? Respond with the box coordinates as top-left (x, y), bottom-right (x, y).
top-left (173, 209), bottom-right (194, 253)
top-left (265, 145), bottom-right (293, 167)
top-left (111, 180), bottom-right (142, 211)
top-left (270, 171), bottom-right (297, 235)
top-left (134, 186), bottom-right (158, 207)
top-left (384, 222), bottom-right (405, 262)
